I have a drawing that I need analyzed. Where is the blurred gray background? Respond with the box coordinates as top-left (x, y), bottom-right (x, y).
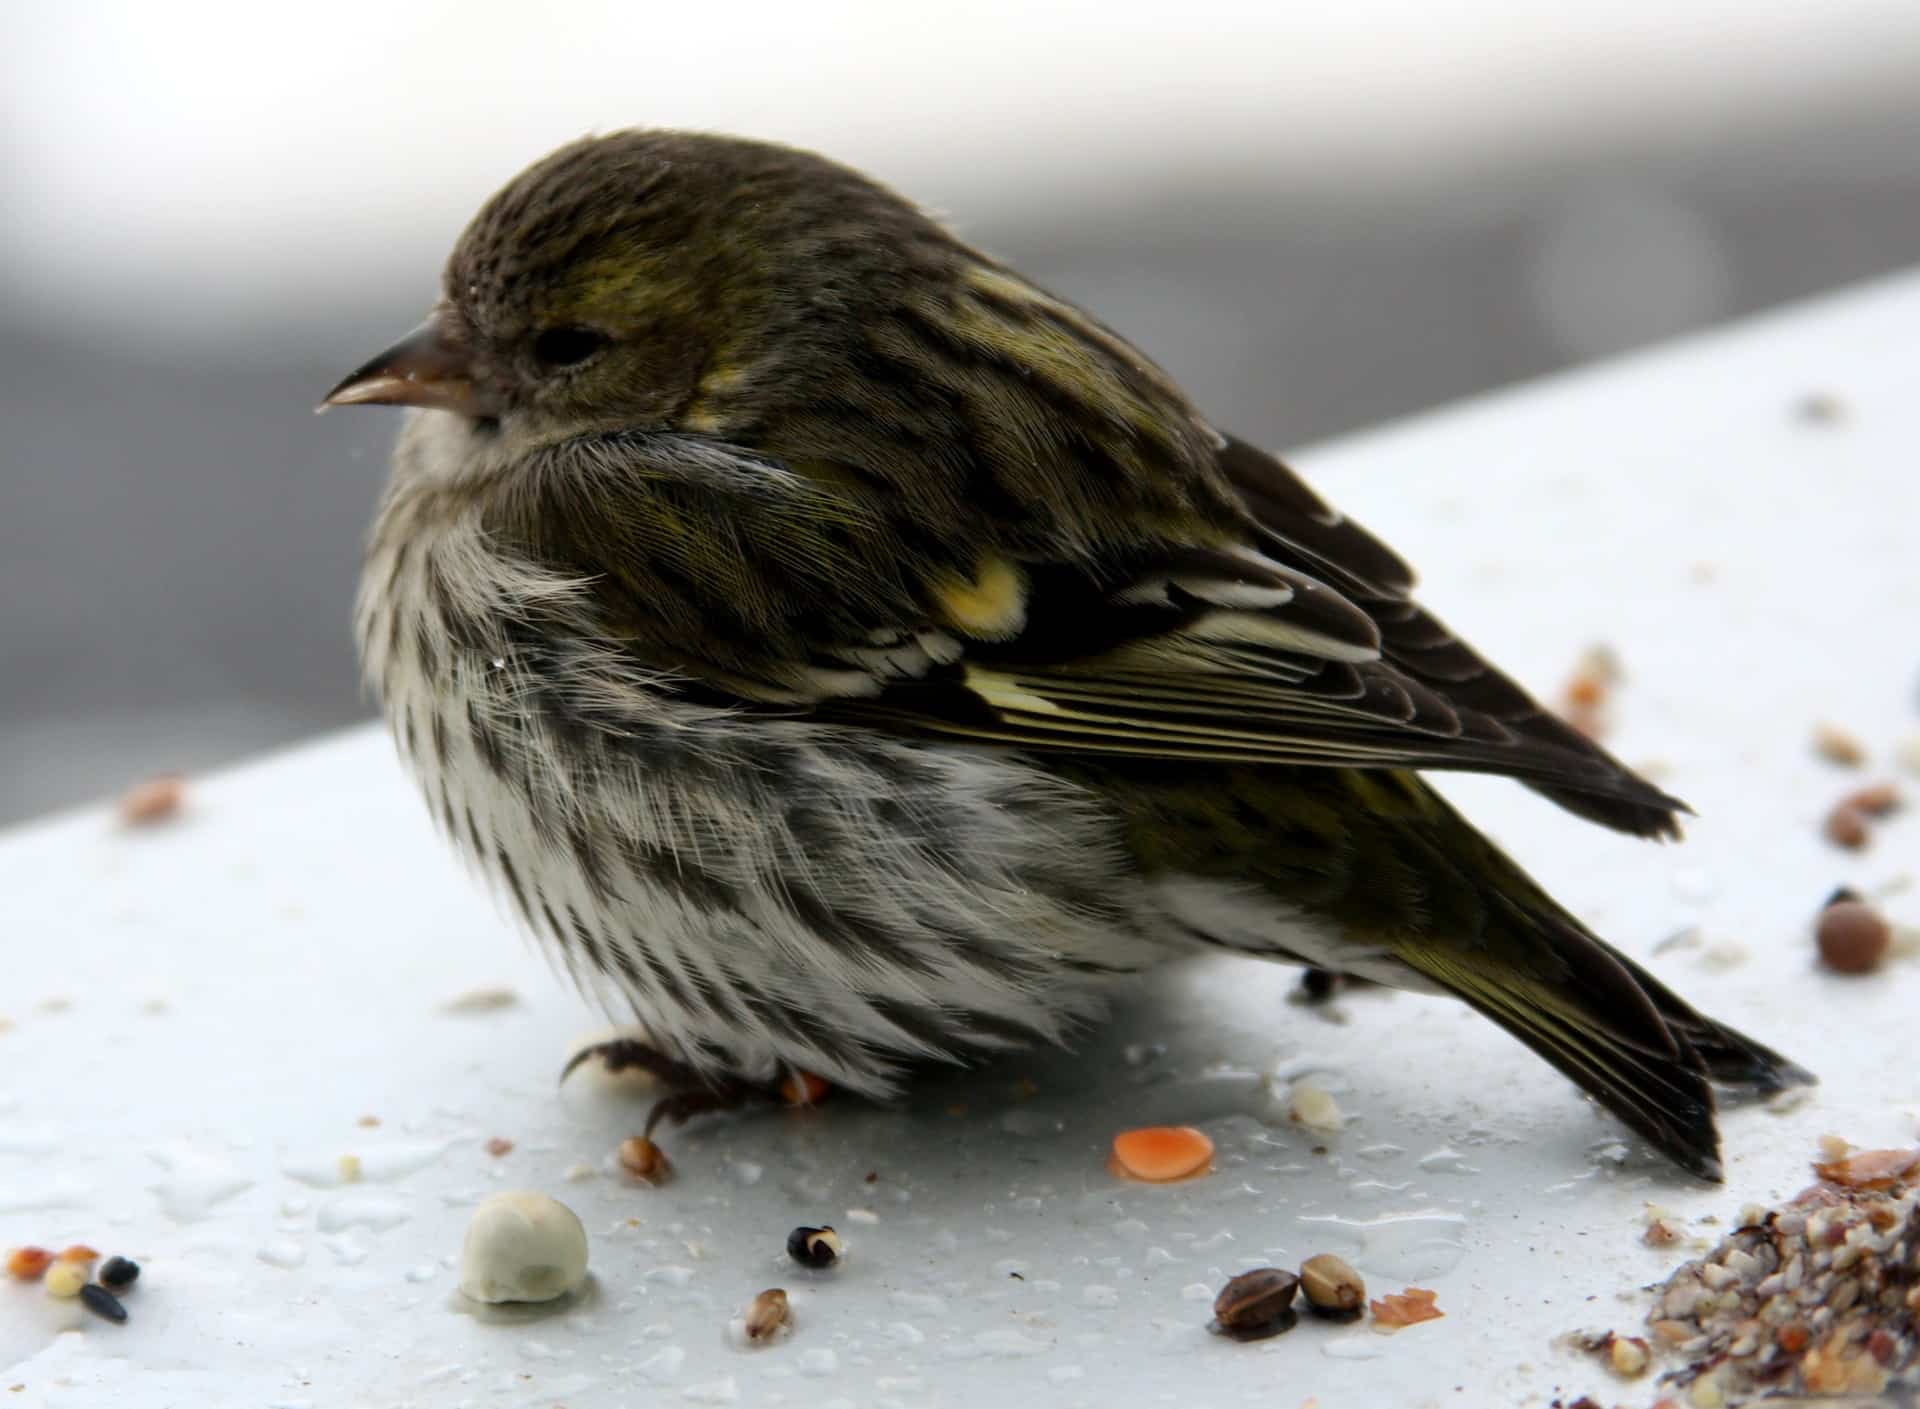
top-left (4, 1), bottom-right (1919, 825)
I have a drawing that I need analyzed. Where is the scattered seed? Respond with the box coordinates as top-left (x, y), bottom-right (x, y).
top-left (1287, 1082), bottom-right (1344, 1133)
top-left (1298, 1253), bottom-right (1365, 1319)
top-left (5, 1247), bottom-right (52, 1281)
top-left (1795, 392), bottom-right (1848, 426)
top-left (1211, 1268), bottom-right (1300, 1340)
top-left (43, 1262), bottom-right (86, 1299)
top-left (786, 1226), bottom-right (842, 1269)
top-left (1609, 1335), bottom-right (1651, 1378)
top-left (1823, 804), bottom-right (1870, 850)
top-left (1649, 1139), bottom-right (1920, 1398)
top-left (1644, 1217), bottom-right (1682, 1247)
top-left (484, 1136), bottom-right (515, 1158)
top-left (440, 986), bottom-right (520, 1014)
top-left (744, 1287), bottom-right (790, 1341)
top-left (1844, 781), bottom-right (1902, 816)
top-left (77, 1283), bottom-right (127, 1325)
top-left (1370, 1287), bottom-right (1443, 1330)
top-left (1109, 1126), bottom-right (1214, 1183)
top-left (779, 1071), bottom-right (830, 1107)
top-left (1813, 1145), bottom-right (1920, 1188)
top-left (457, 1191), bottom-right (589, 1304)
top-left (1897, 734), bottom-right (1920, 777)
top-left (617, 1135), bottom-right (671, 1183)
top-left (1815, 899), bottom-right (1891, 974)
top-left (337, 1152), bottom-right (362, 1183)
top-left (118, 774), bottom-right (185, 825)
top-left (1812, 723), bottom-right (1867, 768)
top-left (97, 1256), bottom-right (139, 1291)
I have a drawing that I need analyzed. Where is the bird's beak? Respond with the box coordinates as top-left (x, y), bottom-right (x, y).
top-left (319, 313), bottom-right (501, 417)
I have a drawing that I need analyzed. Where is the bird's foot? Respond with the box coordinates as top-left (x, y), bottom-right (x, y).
top-left (560, 1036), bottom-right (804, 1135)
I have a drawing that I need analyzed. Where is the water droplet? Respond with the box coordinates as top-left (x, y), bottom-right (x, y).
top-left (974, 1328), bottom-right (1047, 1357)
top-left (282, 1140), bottom-right (445, 1187)
top-left (889, 1290), bottom-right (946, 1316)
top-left (637, 1345), bottom-right (684, 1382)
top-left (1111, 1218), bottom-right (1149, 1241)
top-left (1670, 867), bottom-right (1717, 903)
top-left (886, 1321), bottom-right (925, 1346)
top-left (798, 1348), bottom-right (838, 1376)
top-left (317, 1194), bottom-right (411, 1233)
top-left (1416, 1147), bottom-right (1476, 1175)
top-left (1179, 1282), bottom-right (1214, 1302)
top-left (646, 1265), bottom-right (695, 1288)
top-left (148, 1144), bottom-right (254, 1221)
top-left (1324, 1334), bottom-right (1387, 1360)
top-left (1048, 1364), bottom-right (1085, 1383)
top-left (1143, 1246), bottom-right (1179, 1266)
top-left (1294, 1211), bottom-right (1469, 1281)
top-left (844, 1208), bottom-right (879, 1225)
top-left (520, 1339), bottom-right (570, 1362)
top-left (280, 1196), bottom-right (311, 1216)
top-left (0, 1129), bottom-right (58, 1156)
top-left (323, 1234), bottom-right (369, 1266)
top-left (405, 1263), bottom-right (437, 1283)
top-left (681, 1377), bottom-right (739, 1404)
top-left (0, 1177), bottom-right (90, 1214)
top-left (256, 1239), bottom-right (306, 1269)
top-left (728, 1160), bottom-right (763, 1187)
top-left (999, 1109), bottom-right (1059, 1137)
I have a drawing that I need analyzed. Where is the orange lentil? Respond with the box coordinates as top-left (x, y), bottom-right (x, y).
top-left (1109, 1126), bottom-right (1214, 1183)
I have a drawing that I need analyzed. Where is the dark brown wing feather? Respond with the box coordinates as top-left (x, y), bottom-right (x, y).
top-left (1213, 436), bottom-right (1685, 837)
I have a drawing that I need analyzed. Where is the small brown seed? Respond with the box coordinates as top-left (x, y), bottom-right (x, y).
top-left (1840, 782), bottom-right (1901, 817)
top-left (1816, 900), bottom-right (1890, 974)
top-left (743, 1287), bottom-right (789, 1341)
top-left (785, 1225), bottom-right (842, 1269)
top-left (1212, 1267), bottom-right (1299, 1340)
top-left (1298, 1253), bottom-right (1365, 1319)
top-left (617, 1135), bottom-right (671, 1183)
top-left (1812, 723), bottom-right (1867, 767)
top-left (1823, 804), bottom-right (1870, 850)
top-left (118, 774), bottom-right (185, 825)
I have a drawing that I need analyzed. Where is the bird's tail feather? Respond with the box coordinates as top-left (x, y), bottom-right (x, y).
top-left (1392, 923), bottom-right (1732, 1182)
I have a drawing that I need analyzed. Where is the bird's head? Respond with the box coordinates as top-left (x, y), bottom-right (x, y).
top-left (323, 130), bottom-right (939, 457)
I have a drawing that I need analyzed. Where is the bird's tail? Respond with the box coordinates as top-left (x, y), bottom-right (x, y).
top-left (1376, 778), bottom-right (1813, 1183)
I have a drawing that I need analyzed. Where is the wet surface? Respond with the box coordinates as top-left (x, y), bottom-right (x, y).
top-left (3, 277), bottom-right (1918, 1404)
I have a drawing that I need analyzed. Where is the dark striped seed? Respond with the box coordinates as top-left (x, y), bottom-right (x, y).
top-left (79, 1283), bottom-right (128, 1324)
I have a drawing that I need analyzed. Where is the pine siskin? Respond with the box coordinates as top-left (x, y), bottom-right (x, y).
top-left (325, 131), bottom-right (1809, 1181)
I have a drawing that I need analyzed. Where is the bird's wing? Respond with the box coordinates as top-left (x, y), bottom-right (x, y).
top-left (503, 429), bottom-right (1683, 838)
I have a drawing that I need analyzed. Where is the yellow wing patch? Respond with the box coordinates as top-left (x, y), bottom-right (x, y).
top-left (931, 556), bottom-right (1028, 639)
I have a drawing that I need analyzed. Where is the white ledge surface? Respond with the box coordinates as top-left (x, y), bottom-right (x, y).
top-left (5, 272), bottom-right (1920, 1408)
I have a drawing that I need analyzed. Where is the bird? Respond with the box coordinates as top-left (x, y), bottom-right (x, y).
top-left (325, 129), bottom-right (1809, 1182)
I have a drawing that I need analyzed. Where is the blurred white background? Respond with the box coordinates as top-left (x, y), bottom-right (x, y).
top-left (5, 0), bottom-right (1920, 822)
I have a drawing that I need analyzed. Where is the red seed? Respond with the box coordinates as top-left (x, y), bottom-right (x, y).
top-left (6, 1247), bottom-right (52, 1280)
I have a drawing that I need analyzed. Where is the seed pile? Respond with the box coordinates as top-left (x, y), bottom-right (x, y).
top-left (1646, 1147), bottom-right (1919, 1403)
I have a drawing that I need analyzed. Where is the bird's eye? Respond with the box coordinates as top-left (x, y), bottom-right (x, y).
top-left (531, 325), bottom-right (607, 368)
